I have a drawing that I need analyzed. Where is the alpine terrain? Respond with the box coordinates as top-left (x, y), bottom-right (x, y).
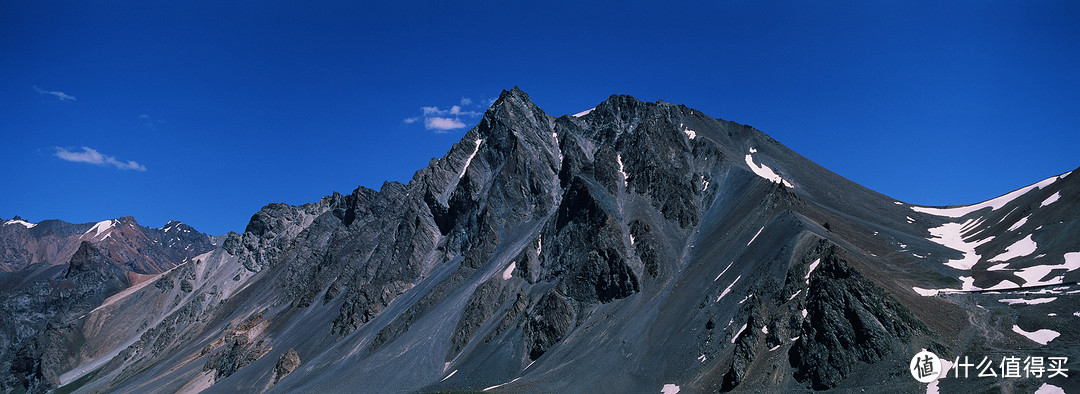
top-left (3, 88), bottom-right (1077, 393)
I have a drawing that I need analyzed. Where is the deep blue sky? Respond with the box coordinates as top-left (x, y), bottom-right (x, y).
top-left (2, 2), bottom-right (1078, 235)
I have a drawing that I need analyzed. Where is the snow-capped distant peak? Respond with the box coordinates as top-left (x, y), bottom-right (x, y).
top-left (572, 108), bottom-right (595, 117)
top-left (3, 219), bottom-right (37, 228)
top-left (162, 220), bottom-right (185, 233)
top-left (86, 219), bottom-right (117, 237)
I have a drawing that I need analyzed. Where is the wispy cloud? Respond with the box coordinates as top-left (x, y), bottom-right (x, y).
top-left (138, 114), bottom-right (167, 130)
top-left (405, 96), bottom-right (488, 132)
top-left (54, 147), bottom-right (147, 171)
top-left (34, 86), bottom-right (76, 102)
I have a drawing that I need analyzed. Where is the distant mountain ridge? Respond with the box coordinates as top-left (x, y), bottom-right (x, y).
top-left (0, 216), bottom-right (217, 391)
top-left (3, 88), bottom-right (1077, 393)
top-left (0, 216), bottom-right (216, 274)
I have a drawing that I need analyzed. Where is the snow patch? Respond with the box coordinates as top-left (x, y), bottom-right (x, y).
top-left (731, 323), bottom-right (747, 343)
top-left (927, 359), bottom-right (954, 394)
top-left (925, 219), bottom-right (994, 270)
top-left (747, 226), bottom-right (764, 246)
top-left (788, 290), bottom-right (802, 300)
top-left (986, 279), bottom-right (1020, 290)
top-left (1013, 251), bottom-right (1080, 287)
top-left (1035, 383), bottom-right (1066, 394)
top-left (894, 201), bottom-right (904, 205)
top-left (910, 173), bottom-right (1061, 218)
top-left (912, 287), bottom-right (940, 296)
top-left (441, 370), bottom-right (458, 382)
top-left (572, 107), bottom-right (595, 117)
top-left (999, 297), bottom-right (1056, 305)
top-left (459, 139), bottom-right (482, 179)
top-left (801, 309), bottom-right (808, 318)
top-left (938, 358), bottom-right (953, 380)
top-left (484, 377), bottom-right (522, 392)
top-left (502, 261), bottom-right (516, 280)
top-left (697, 354), bottom-right (706, 362)
top-left (4, 219), bottom-right (36, 228)
top-left (616, 153), bottom-right (628, 187)
top-left (761, 325), bottom-right (769, 334)
top-left (86, 219), bottom-right (116, 237)
top-left (906, 216), bottom-right (915, 223)
top-left (683, 128), bottom-right (696, 140)
top-left (1040, 191), bottom-right (1061, 207)
top-left (717, 275), bottom-right (741, 301)
top-left (744, 149), bottom-right (793, 188)
top-left (987, 234), bottom-right (1037, 262)
top-left (661, 384), bottom-right (680, 394)
top-left (1012, 325), bottom-right (1060, 345)
top-left (805, 259), bottom-right (820, 281)
top-left (714, 261), bottom-right (733, 281)
top-left (1007, 215), bottom-right (1029, 232)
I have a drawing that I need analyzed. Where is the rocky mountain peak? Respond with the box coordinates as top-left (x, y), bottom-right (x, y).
top-left (7, 89), bottom-right (1077, 394)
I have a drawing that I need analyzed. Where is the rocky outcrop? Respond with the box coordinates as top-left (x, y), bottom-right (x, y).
top-left (788, 245), bottom-right (925, 390)
top-left (524, 290), bottom-right (576, 361)
top-left (271, 348), bottom-right (300, 385)
top-left (545, 176), bottom-right (639, 303)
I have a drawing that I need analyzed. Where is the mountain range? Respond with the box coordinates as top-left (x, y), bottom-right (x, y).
top-left (2, 88), bottom-right (1076, 393)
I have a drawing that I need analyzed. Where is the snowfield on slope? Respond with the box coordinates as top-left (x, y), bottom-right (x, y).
top-left (744, 148), bottom-right (793, 188)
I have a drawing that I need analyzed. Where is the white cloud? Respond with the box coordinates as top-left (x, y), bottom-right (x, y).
top-left (407, 96), bottom-right (487, 132)
top-left (425, 117), bottom-right (466, 131)
top-left (55, 147), bottom-right (147, 171)
top-left (34, 86), bottom-right (76, 102)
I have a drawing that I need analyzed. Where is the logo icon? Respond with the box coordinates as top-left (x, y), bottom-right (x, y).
top-left (910, 350), bottom-right (942, 383)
